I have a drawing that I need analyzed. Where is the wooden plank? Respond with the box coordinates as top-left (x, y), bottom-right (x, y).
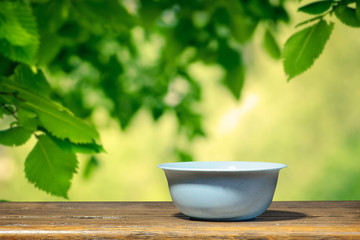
top-left (0, 201), bottom-right (359, 239)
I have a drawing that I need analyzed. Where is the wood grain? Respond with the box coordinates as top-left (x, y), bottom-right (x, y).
top-left (0, 201), bottom-right (359, 239)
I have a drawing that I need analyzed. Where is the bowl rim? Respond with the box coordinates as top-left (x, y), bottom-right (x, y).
top-left (158, 161), bottom-right (287, 172)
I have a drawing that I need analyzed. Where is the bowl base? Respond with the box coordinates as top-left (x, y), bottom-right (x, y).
top-left (188, 216), bottom-right (256, 222)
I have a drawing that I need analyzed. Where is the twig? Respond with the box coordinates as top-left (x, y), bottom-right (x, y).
top-left (1, 104), bottom-right (18, 120)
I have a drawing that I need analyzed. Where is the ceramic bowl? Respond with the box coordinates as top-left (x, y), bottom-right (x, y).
top-left (158, 161), bottom-right (287, 221)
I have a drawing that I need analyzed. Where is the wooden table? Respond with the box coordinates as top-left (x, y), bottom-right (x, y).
top-left (0, 201), bottom-right (359, 239)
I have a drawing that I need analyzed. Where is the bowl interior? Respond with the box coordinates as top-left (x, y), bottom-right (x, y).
top-left (158, 161), bottom-right (287, 172)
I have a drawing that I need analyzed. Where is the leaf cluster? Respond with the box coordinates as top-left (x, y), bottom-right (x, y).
top-left (31, 0), bottom-right (290, 134)
top-left (283, 0), bottom-right (360, 80)
top-left (0, 65), bottom-right (103, 198)
top-left (0, 0), bottom-right (292, 198)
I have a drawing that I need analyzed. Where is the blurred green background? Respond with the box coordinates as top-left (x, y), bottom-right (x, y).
top-left (1, 0), bottom-right (360, 201)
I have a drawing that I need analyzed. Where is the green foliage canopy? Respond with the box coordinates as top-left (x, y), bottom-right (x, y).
top-left (0, 0), bottom-right (359, 198)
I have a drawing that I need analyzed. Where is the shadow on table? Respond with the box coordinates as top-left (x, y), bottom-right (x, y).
top-left (254, 210), bottom-right (307, 222)
top-left (173, 210), bottom-right (307, 222)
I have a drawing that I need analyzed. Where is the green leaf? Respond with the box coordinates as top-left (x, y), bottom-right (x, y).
top-left (0, 1), bottom-right (39, 64)
top-left (224, 65), bottom-right (245, 100)
top-left (29, 99), bottom-right (99, 144)
top-left (72, 0), bottom-right (134, 33)
top-left (35, 33), bottom-right (63, 66)
top-left (335, 5), bottom-right (360, 27)
top-left (0, 126), bottom-right (32, 146)
top-left (33, 0), bottom-right (66, 65)
top-left (263, 29), bottom-right (281, 59)
top-left (295, 15), bottom-right (324, 28)
top-left (298, 1), bottom-right (333, 15)
top-left (175, 106), bottom-right (205, 139)
top-left (50, 136), bottom-right (105, 154)
top-left (283, 20), bottom-right (334, 80)
top-left (100, 57), bottom-right (140, 130)
top-left (218, 42), bottom-right (240, 71)
top-left (17, 108), bottom-right (37, 131)
top-left (14, 65), bottom-right (51, 97)
top-left (0, 54), bottom-right (18, 77)
top-left (33, 0), bottom-right (68, 34)
top-left (356, 0), bottom-right (360, 20)
top-left (0, 78), bottom-right (100, 143)
top-left (24, 134), bottom-right (78, 198)
top-left (82, 156), bottom-right (100, 179)
top-left (176, 150), bottom-right (194, 162)
top-left (231, 15), bottom-right (258, 44)
top-left (217, 40), bottom-right (245, 99)
top-left (138, 1), bottom-right (168, 28)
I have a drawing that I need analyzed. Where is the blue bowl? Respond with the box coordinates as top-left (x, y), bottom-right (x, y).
top-left (158, 161), bottom-right (287, 221)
